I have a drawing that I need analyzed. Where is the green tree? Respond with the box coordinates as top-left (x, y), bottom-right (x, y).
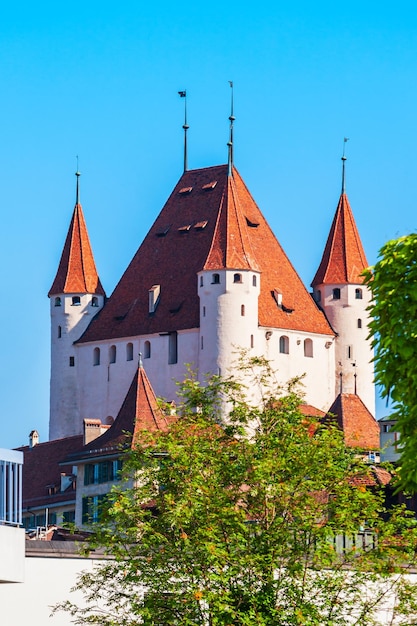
top-left (56, 358), bottom-right (417, 625)
top-left (363, 234), bottom-right (417, 491)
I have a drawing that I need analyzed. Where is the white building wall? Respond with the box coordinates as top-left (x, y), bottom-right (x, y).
top-left (316, 284), bottom-right (375, 416)
top-left (76, 330), bottom-right (200, 428)
top-left (50, 293), bottom-right (104, 440)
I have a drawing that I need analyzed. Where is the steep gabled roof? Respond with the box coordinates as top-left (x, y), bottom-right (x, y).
top-left (67, 365), bottom-right (171, 462)
top-left (325, 393), bottom-right (379, 450)
top-left (311, 193), bottom-right (368, 286)
top-left (49, 202), bottom-right (105, 296)
top-left (78, 165), bottom-right (332, 342)
top-left (16, 435), bottom-right (83, 509)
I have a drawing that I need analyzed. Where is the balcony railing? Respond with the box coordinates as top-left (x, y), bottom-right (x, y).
top-left (0, 448), bottom-right (23, 527)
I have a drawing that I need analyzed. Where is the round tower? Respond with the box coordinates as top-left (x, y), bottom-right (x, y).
top-left (48, 172), bottom-right (105, 440)
top-left (311, 155), bottom-right (375, 416)
top-left (198, 268), bottom-right (261, 381)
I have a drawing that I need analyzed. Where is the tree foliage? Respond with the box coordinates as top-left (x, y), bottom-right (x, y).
top-left (363, 233), bottom-right (417, 491)
top-left (56, 358), bottom-right (417, 625)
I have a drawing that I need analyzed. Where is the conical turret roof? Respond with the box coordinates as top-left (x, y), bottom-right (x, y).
top-left (311, 193), bottom-right (368, 287)
top-left (78, 165), bottom-right (332, 343)
top-left (325, 393), bottom-right (379, 450)
top-left (49, 202), bottom-right (105, 296)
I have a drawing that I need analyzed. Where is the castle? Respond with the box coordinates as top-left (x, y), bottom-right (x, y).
top-left (47, 153), bottom-right (375, 443)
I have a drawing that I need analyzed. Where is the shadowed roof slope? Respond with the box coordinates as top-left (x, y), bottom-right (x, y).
top-left (49, 203), bottom-right (105, 296)
top-left (17, 435), bottom-right (83, 510)
top-left (311, 193), bottom-right (368, 286)
top-left (67, 365), bottom-right (170, 462)
top-left (325, 393), bottom-right (379, 450)
top-left (79, 165), bottom-right (332, 342)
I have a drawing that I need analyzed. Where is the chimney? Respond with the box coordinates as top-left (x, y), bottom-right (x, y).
top-left (29, 430), bottom-right (39, 448)
top-left (83, 418), bottom-right (111, 445)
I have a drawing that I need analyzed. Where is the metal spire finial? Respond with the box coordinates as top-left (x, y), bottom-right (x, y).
top-left (138, 352), bottom-right (143, 368)
top-left (227, 81), bottom-right (235, 177)
top-left (341, 138), bottom-right (349, 194)
top-left (75, 157), bottom-right (81, 205)
top-left (178, 90), bottom-right (189, 172)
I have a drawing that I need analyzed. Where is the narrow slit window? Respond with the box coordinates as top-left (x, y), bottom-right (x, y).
top-left (58, 325), bottom-right (62, 338)
top-left (357, 319), bottom-right (362, 329)
top-left (279, 335), bottom-right (289, 355)
top-left (168, 332), bottom-right (178, 364)
top-left (241, 304), bottom-right (245, 316)
top-left (252, 275), bottom-right (257, 287)
top-left (144, 341), bottom-right (151, 359)
top-left (93, 347), bottom-right (100, 366)
top-left (69, 356), bottom-right (75, 367)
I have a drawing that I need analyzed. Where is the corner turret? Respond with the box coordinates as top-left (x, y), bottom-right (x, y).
top-left (311, 156), bottom-right (375, 415)
top-left (49, 172), bottom-right (106, 440)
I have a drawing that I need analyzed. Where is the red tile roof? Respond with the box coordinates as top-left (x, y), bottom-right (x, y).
top-left (78, 165), bottom-right (332, 342)
top-left (67, 365), bottom-right (171, 462)
top-left (311, 193), bottom-right (368, 286)
top-left (49, 203), bottom-right (105, 296)
top-left (325, 393), bottom-right (379, 450)
top-left (16, 436), bottom-right (83, 510)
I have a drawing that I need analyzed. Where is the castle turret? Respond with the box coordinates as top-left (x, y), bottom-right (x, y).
top-left (48, 172), bottom-right (105, 440)
top-left (311, 157), bottom-right (375, 416)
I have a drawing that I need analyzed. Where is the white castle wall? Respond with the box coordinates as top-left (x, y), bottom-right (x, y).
top-left (50, 293), bottom-right (104, 440)
top-left (316, 283), bottom-right (375, 416)
top-left (73, 271), bottom-right (338, 429)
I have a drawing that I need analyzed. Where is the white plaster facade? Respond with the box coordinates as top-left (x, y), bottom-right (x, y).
top-left (312, 282), bottom-right (375, 416)
top-left (50, 293), bottom-right (104, 440)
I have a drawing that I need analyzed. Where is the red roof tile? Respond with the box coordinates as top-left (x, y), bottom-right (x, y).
top-left (16, 436), bottom-right (83, 509)
top-left (78, 165), bottom-right (333, 342)
top-left (325, 393), bottom-right (379, 450)
top-left (311, 193), bottom-right (368, 286)
top-left (49, 203), bottom-right (105, 296)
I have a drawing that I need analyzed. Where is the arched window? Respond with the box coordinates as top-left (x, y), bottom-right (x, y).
top-left (252, 275), bottom-right (257, 287)
top-left (212, 273), bottom-right (220, 284)
top-left (279, 335), bottom-right (289, 354)
top-left (54, 297), bottom-right (61, 307)
top-left (93, 347), bottom-right (100, 366)
top-left (355, 288), bottom-right (363, 300)
top-left (126, 343), bottom-right (133, 361)
top-left (241, 304), bottom-right (245, 316)
top-left (332, 288), bottom-right (341, 300)
top-left (91, 296), bottom-right (99, 307)
top-left (58, 325), bottom-right (62, 338)
top-left (304, 338), bottom-right (313, 358)
top-left (109, 345), bottom-right (116, 364)
top-left (357, 319), bottom-right (362, 329)
top-left (144, 341), bottom-right (151, 359)
top-left (234, 273), bottom-right (242, 283)
top-left (72, 296), bottom-right (81, 306)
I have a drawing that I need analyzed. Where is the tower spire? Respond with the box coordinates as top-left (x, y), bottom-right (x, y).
top-left (178, 90), bottom-right (189, 172)
top-left (227, 81), bottom-right (235, 177)
top-left (75, 161), bottom-right (81, 206)
top-left (341, 137), bottom-right (349, 194)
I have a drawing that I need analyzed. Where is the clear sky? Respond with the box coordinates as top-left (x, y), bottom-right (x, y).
top-left (1, 1), bottom-right (416, 448)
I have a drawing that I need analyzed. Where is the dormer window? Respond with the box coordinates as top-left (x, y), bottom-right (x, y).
top-left (332, 288), bottom-right (341, 300)
top-left (72, 296), bottom-right (81, 306)
top-left (54, 297), bottom-right (61, 307)
top-left (355, 288), bottom-right (363, 300)
top-left (91, 297), bottom-right (99, 307)
top-left (149, 285), bottom-right (161, 313)
top-left (234, 273), bottom-right (242, 283)
top-left (212, 274), bottom-right (220, 284)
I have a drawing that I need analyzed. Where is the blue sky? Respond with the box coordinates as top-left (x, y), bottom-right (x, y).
top-left (0, 1), bottom-right (416, 448)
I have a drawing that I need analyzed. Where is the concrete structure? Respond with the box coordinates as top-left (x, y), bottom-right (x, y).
top-left (0, 448), bottom-right (24, 583)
